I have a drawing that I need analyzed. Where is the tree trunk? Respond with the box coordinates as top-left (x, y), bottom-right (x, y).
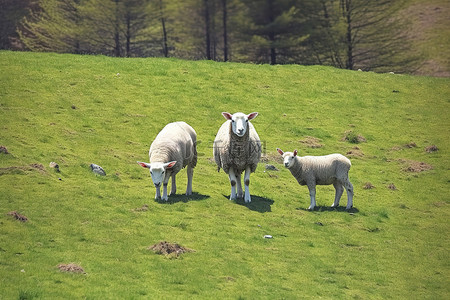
top-left (159, 0), bottom-right (168, 57)
top-left (126, 15), bottom-right (131, 57)
top-left (204, 0), bottom-right (211, 60)
top-left (343, 0), bottom-right (353, 69)
top-left (222, 0), bottom-right (228, 62)
top-left (114, 0), bottom-right (121, 57)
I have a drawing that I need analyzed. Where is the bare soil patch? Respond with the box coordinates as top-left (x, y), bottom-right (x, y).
top-left (299, 136), bottom-right (323, 148)
top-left (148, 241), bottom-right (194, 258)
top-left (7, 211), bottom-right (28, 222)
top-left (0, 145), bottom-right (9, 154)
top-left (346, 146), bottom-right (364, 157)
top-left (425, 145), bottom-right (439, 153)
top-left (0, 164), bottom-right (46, 175)
top-left (342, 131), bottom-right (366, 144)
top-left (388, 183), bottom-right (397, 191)
top-left (401, 159), bottom-right (433, 173)
top-left (58, 263), bottom-right (85, 274)
top-left (363, 182), bottom-right (375, 189)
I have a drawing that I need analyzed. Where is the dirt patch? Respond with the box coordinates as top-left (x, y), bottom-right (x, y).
top-left (7, 211), bottom-right (28, 222)
top-left (0, 146), bottom-right (9, 154)
top-left (58, 263), bottom-right (85, 274)
top-left (342, 131), bottom-right (366, 144)
top-left (346, 146), bottom-right (364, 157)
top-left (134, 204), bottom-right (149, 212)
top-left (363, 182), bottom-right (375, 189)
top-left (148, 241), bottom-right (194, 258)
top-left (260, 153), bottom-right (283, 164)
top-left (0, 164), bottom-right (46, 175)
top-left (425, 145), bottom-right (438, 153)
top-left (387, 183), bottom-right (397, 191)
top-left (402, 160), bottom-right (433, 173)
top-left (299, 136), bottom-right (323, 148)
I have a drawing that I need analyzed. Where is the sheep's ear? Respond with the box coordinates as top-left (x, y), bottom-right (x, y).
top-left (164, 161), bottom-right (177, 169)
top-left (137, 161), bottom-right (151, 169)
top-left (247, 112), bottom-right (258, 120)
top-left (222, 112), bottom-right (233, 120)
top-left (293, 150), bottom-right (298, 156)
top-left (277, 148), bottom-right (284, 155)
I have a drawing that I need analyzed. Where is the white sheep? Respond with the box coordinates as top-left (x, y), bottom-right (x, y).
top-left (277, 148), bottom-right (354, 210)
top-left (214, 112), bottom-right (261, 203)
top-left (138, 122), bottom-right (197, 201)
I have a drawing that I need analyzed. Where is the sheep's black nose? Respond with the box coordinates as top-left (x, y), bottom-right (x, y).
top-left (154, 182), bottom-right (161, 188)
top-left (284, 163), bottom-right (289, 167)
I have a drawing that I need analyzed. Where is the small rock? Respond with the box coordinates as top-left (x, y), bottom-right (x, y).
top-left (265, 164), bottom-right (279, 171)
top-left (425, 145), bottom-right (438, 153)
top-left (315, 222), bottom-right (324, 226)
top-left (263, 235), bottom-right (273, 239)
top-left (49, 162), bottom-right (60, 172)
top-left (90, 164), bottom-right (106, 176)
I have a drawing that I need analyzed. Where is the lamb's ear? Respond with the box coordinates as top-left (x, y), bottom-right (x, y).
top-left (164, 161), bottom-right (177, 169)
top-left (137, 161), bottom-right (151, 169)
top-left (222, 112), bottom-right (233, 120)
top-left (247, 112), bottom-right (258, 120)
top-left (293, 150), bottom-right (298, 156)
top-left (277, 148), bottom-right (284, 155)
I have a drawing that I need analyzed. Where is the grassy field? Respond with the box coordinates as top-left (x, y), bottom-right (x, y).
top-left (0, 51), bottom-right (449, 299)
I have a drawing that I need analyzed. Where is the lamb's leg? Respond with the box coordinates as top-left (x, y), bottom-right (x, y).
top-left (307, 184), bottom-right (316, 210)
top-left (343, 179), bottom-right (354, 210)
top-left (228, 168), bottom-right (237, 200)
top-left (170, 175), bottom-right (177, 195)
top-left (155, 187), bottom-right (161, 200)
top-left (186, 165), bottom-right (193, 195)
top-left (236, 172), bottom-right (243, 199)
top-left (244, 166), bottom-right (251, 203)
top-left (331, 181), bottom-right (344, 208)
top-left (162, 183), bottom-right (169, 201)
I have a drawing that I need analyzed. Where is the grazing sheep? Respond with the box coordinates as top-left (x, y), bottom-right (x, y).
top-left (214, 112), bottom-right (261, 203)
top-left (277, 148), bottom-right (354, 210)
top-left (138, 122), bottom-right (197, 201)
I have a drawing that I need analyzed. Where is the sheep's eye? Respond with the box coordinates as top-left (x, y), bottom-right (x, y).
top-left (246, 119), bottom-right (249, 123)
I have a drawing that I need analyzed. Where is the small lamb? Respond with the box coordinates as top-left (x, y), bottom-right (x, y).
top-left (277, 148), bottom-right (354, 210)
top-left (213, 112), bottom-right (261, 203)
top-left (138, 122), bottom-right (197, 201)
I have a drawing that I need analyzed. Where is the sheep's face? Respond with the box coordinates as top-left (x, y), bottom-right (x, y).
top-left (137, 161), bottom-right (176, 188)
top-left (222, 112), bottom-right (258, 137)
top-left (277, 149), bottom-right (298, 168)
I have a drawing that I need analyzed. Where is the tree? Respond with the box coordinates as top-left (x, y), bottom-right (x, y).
top-left (238, 0), bottom-right (307, 64)
top-left (18, 0), bottom-right (81, 53)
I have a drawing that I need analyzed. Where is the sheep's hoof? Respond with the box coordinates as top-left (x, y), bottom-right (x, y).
top-left (308, 206), bottom-right (315, 211)
top-left (346, 206), bottom-right (353, 210)
top-left (331, 204), bottom-right (339, 208)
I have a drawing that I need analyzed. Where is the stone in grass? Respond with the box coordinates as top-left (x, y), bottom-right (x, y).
top-left (90, 164), bottom-right (106, 176)
top-left (265, 164), bottom-right (279, 171)
top-left (49, 162), bottom-right (60, 172)
top-left (0, 146), bottom-right (9, 154)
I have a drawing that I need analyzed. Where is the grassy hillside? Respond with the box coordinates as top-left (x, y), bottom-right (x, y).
top-left (0, 51), bottom-right (449, 299)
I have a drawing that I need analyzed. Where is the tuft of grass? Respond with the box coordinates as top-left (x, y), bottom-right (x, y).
top-left (0, 51), bottom-right (449, 299)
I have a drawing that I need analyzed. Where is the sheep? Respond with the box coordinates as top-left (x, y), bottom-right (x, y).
top-left (213, 112), bottom-right (261, 203)
top-left (138, 121), bottom-right (197, 201)
top-left (276, 148), bottom-right (354, 210)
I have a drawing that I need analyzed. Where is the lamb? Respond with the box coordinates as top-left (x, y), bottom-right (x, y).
top-left (213, 112), bottom-right (261, 203)
top-left (138, 122), bottom-right (197, 201)
top-left (276, 148), bottom-right (354, 210)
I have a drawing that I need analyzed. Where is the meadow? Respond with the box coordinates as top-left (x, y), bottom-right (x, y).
top-left (0, 51), bottom-right (449, 299)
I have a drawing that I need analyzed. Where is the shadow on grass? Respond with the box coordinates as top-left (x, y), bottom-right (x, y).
top-left (222, 195), bottom-right (275, 213)
top-left (296, 205), bottom-right (360, 213)
top-left (156, 192), bottom-right (210, 204)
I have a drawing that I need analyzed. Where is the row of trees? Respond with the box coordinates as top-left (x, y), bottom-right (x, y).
top-left (3, 0), bottom-right (415, 72)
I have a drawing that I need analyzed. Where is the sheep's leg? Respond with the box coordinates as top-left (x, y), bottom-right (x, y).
top-left (343, 179), bottom-right (354, 210)
top-left (244, 166), bottom-right (251, 203)
top-left (236, 172), bottom-right (243, 199)
top-left (170, 175), bottom-right (177, 195)
top-left (307, 184), bottom-right (316, 210)
top-left (186, 165), bottom-right (193, 195)
top-left (331, 181), bottom-right (344, 208)
top-left (155, 187), bottom-right (161, 200)
top-left (228, 168), bottom-right (237, 200)
top-left (162, 183), bottom-right (169, 201)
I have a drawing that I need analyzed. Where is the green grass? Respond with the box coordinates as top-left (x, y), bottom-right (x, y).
top-left (0, 51), bottom-right (449, 299)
